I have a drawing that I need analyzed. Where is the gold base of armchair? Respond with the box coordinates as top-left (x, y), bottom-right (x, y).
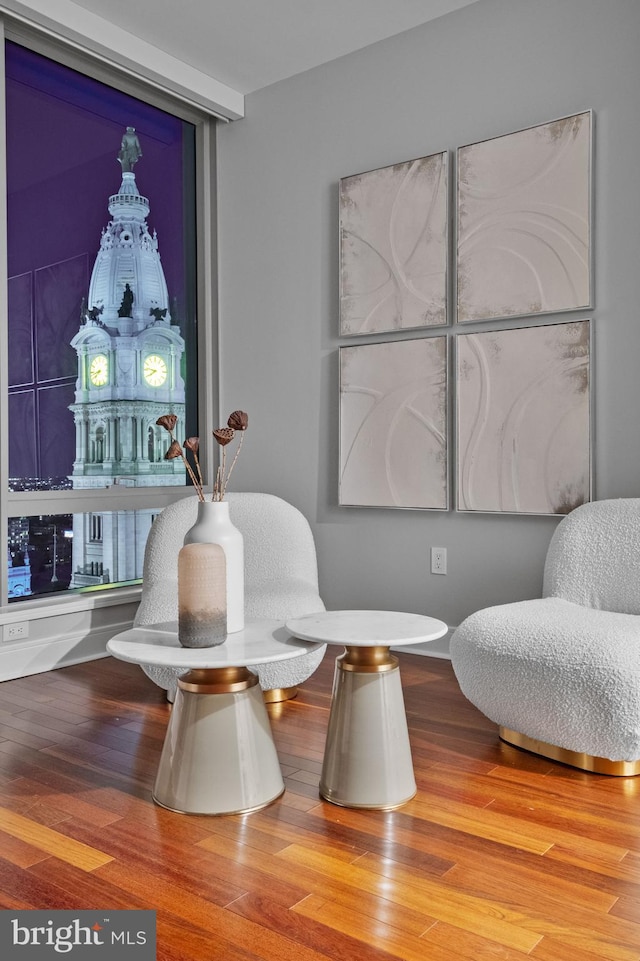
top-left (499, 727), bottom-right (640, 776)
top-left (263, 686), bottom-right (298, 704)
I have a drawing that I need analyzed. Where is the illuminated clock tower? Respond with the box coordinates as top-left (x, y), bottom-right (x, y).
top-left (69, 128), bottom-right (186, 588)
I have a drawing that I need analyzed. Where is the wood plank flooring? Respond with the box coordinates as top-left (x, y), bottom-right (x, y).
top-left (0, 650), bottom-right (638, 960)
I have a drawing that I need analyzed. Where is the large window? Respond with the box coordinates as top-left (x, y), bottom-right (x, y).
top-left (2, 29), bottom-right (216, 606)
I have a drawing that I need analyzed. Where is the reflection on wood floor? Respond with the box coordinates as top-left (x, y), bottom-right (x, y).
top-left (0, 649), bottom-right (638, 961)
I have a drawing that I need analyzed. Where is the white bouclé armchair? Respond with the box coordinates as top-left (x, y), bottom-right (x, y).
top-left (135, 492), bottom-right (326, 701)
top-left (450, 498), bottom-right (640, 774)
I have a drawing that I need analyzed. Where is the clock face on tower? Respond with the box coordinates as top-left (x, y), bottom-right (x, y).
top-left (143, 354), bottom-right (168, 387)
top-left (89, 354), bottom-right (109, 387)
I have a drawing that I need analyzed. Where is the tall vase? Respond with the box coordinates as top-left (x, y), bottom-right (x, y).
top-left (177, 500), bottom-right (245, 647)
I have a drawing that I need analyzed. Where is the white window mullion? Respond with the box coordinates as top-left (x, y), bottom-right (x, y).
top-left (0, 22), bottom-right (8, 606)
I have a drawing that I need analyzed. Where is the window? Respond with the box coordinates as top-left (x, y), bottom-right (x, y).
top-left (90, 515), bottom-right (102, 542)
top-left (1, 27), bottom-right (217, 608)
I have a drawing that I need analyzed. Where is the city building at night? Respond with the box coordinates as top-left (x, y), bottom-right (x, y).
top-left (68, 131), bottom-right (186, 589)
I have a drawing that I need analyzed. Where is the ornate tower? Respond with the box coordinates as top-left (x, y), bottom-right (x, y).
top-left (69, 128), bottom-right (186, 588)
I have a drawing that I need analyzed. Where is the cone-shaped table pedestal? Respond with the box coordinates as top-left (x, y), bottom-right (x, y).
top-left (286, 611), bottom-right (448, 810)
top-left (108, 619), bottom-right (321, 815)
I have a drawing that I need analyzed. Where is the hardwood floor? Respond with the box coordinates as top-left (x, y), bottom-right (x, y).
top-left (0, 649), bottom-right (639, 960)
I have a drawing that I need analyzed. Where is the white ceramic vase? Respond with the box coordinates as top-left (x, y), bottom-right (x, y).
top-left (178, 500), bottom-right (245, 646)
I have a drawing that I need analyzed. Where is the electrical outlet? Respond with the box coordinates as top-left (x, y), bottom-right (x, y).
top-left (3, 621), bottom-right (29, 642)
top-left (431, 547), bottom-right (447, 575)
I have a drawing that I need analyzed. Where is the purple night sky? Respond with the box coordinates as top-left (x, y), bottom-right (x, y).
top-left (6, 40), bottom-right (196, 482)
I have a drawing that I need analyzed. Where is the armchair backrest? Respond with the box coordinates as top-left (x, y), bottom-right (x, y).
top-left (542, 498), bottom-right (640, 614)
top-left (135, 492), bottom-right (324, 627)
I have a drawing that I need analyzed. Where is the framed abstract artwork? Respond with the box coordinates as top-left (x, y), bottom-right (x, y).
top-left (456, 320), bottom-right (591, 515)
top-left (339, 151), bottom-right (448, 335)
top-left (339, 338), bottom-right (448, 509)
top-left (457, 111), bottom-right (592, 322)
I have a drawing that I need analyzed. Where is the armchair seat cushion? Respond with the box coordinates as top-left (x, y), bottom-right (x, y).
top-left (451, 597), bottom-right (640, 761)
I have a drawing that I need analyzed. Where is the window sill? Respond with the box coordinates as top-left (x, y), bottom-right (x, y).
top-left (0, 583), bottom-right (142, 624)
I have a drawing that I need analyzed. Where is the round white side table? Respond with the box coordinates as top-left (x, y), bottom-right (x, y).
top-left (286, 610), bottom-right (448, 810)
top-left (107, 619), bottom-right (321, 816)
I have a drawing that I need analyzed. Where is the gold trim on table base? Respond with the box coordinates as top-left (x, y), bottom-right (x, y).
top-left (319, 788), bottom-right (416, 811)
top-left (499, 727), bottom-right (640, 776)
top-left (178, 666), bottom-right (258, 695)
top-left (339, 645), bottom-right (398, 673)
top-left (152, 786), bottom-right (285, 817)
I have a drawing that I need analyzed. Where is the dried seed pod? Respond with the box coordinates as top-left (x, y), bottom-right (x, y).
top-left (213, 427), bottom-right (235, 446)
top-left (227, 410), bottom-right (249, 431)
top-left (184, 437), bottom-right (200, 453)
top-left (165, 440), bottom-right (183, 459)
top-left (156, 414), bottom-right (178, 432)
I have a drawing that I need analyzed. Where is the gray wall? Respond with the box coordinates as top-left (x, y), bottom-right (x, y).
top-left (217, 0), bottom-right (640, 631)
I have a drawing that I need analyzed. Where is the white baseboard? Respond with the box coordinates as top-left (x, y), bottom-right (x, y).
top-left (0, 601), bottom-right (138, 681)
top-left (395, 628), bottom-right (452, 660)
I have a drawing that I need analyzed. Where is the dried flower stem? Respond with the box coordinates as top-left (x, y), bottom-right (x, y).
top-left (162, 424), bottom-right (204, 501)
top-left (182, 456), bottom-right (204, 501)
top-left (192, 451), bottom-right (204, 493)
top-left (219, 432), bottom-right (245, 500)
top-left (213, 449), bottom-right (227, 501)
top-left (176, 440), bottom-right (204, 500)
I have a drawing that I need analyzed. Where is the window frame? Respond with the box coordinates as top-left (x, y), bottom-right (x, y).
top-left (0, 18), bottom-right (219, 614)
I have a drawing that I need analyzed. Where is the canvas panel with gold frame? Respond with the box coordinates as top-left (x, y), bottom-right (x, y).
top-left (456, 320), bottom-right (591, 515)
top-left (340, 151), bottom-right (448, 335)
top-left (457, 111), bottom-right (592, 323)
top-left (339, 337), bottom-right (448, 510)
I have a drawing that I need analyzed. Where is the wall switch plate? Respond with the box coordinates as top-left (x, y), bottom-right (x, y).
top-left (431, 547), bottom-right (447, 575)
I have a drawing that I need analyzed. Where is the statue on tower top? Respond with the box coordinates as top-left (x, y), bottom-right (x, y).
top-left (117, 283), bottom-right (134, 318)
top-left (118, 126), bottom-right (142, 172)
